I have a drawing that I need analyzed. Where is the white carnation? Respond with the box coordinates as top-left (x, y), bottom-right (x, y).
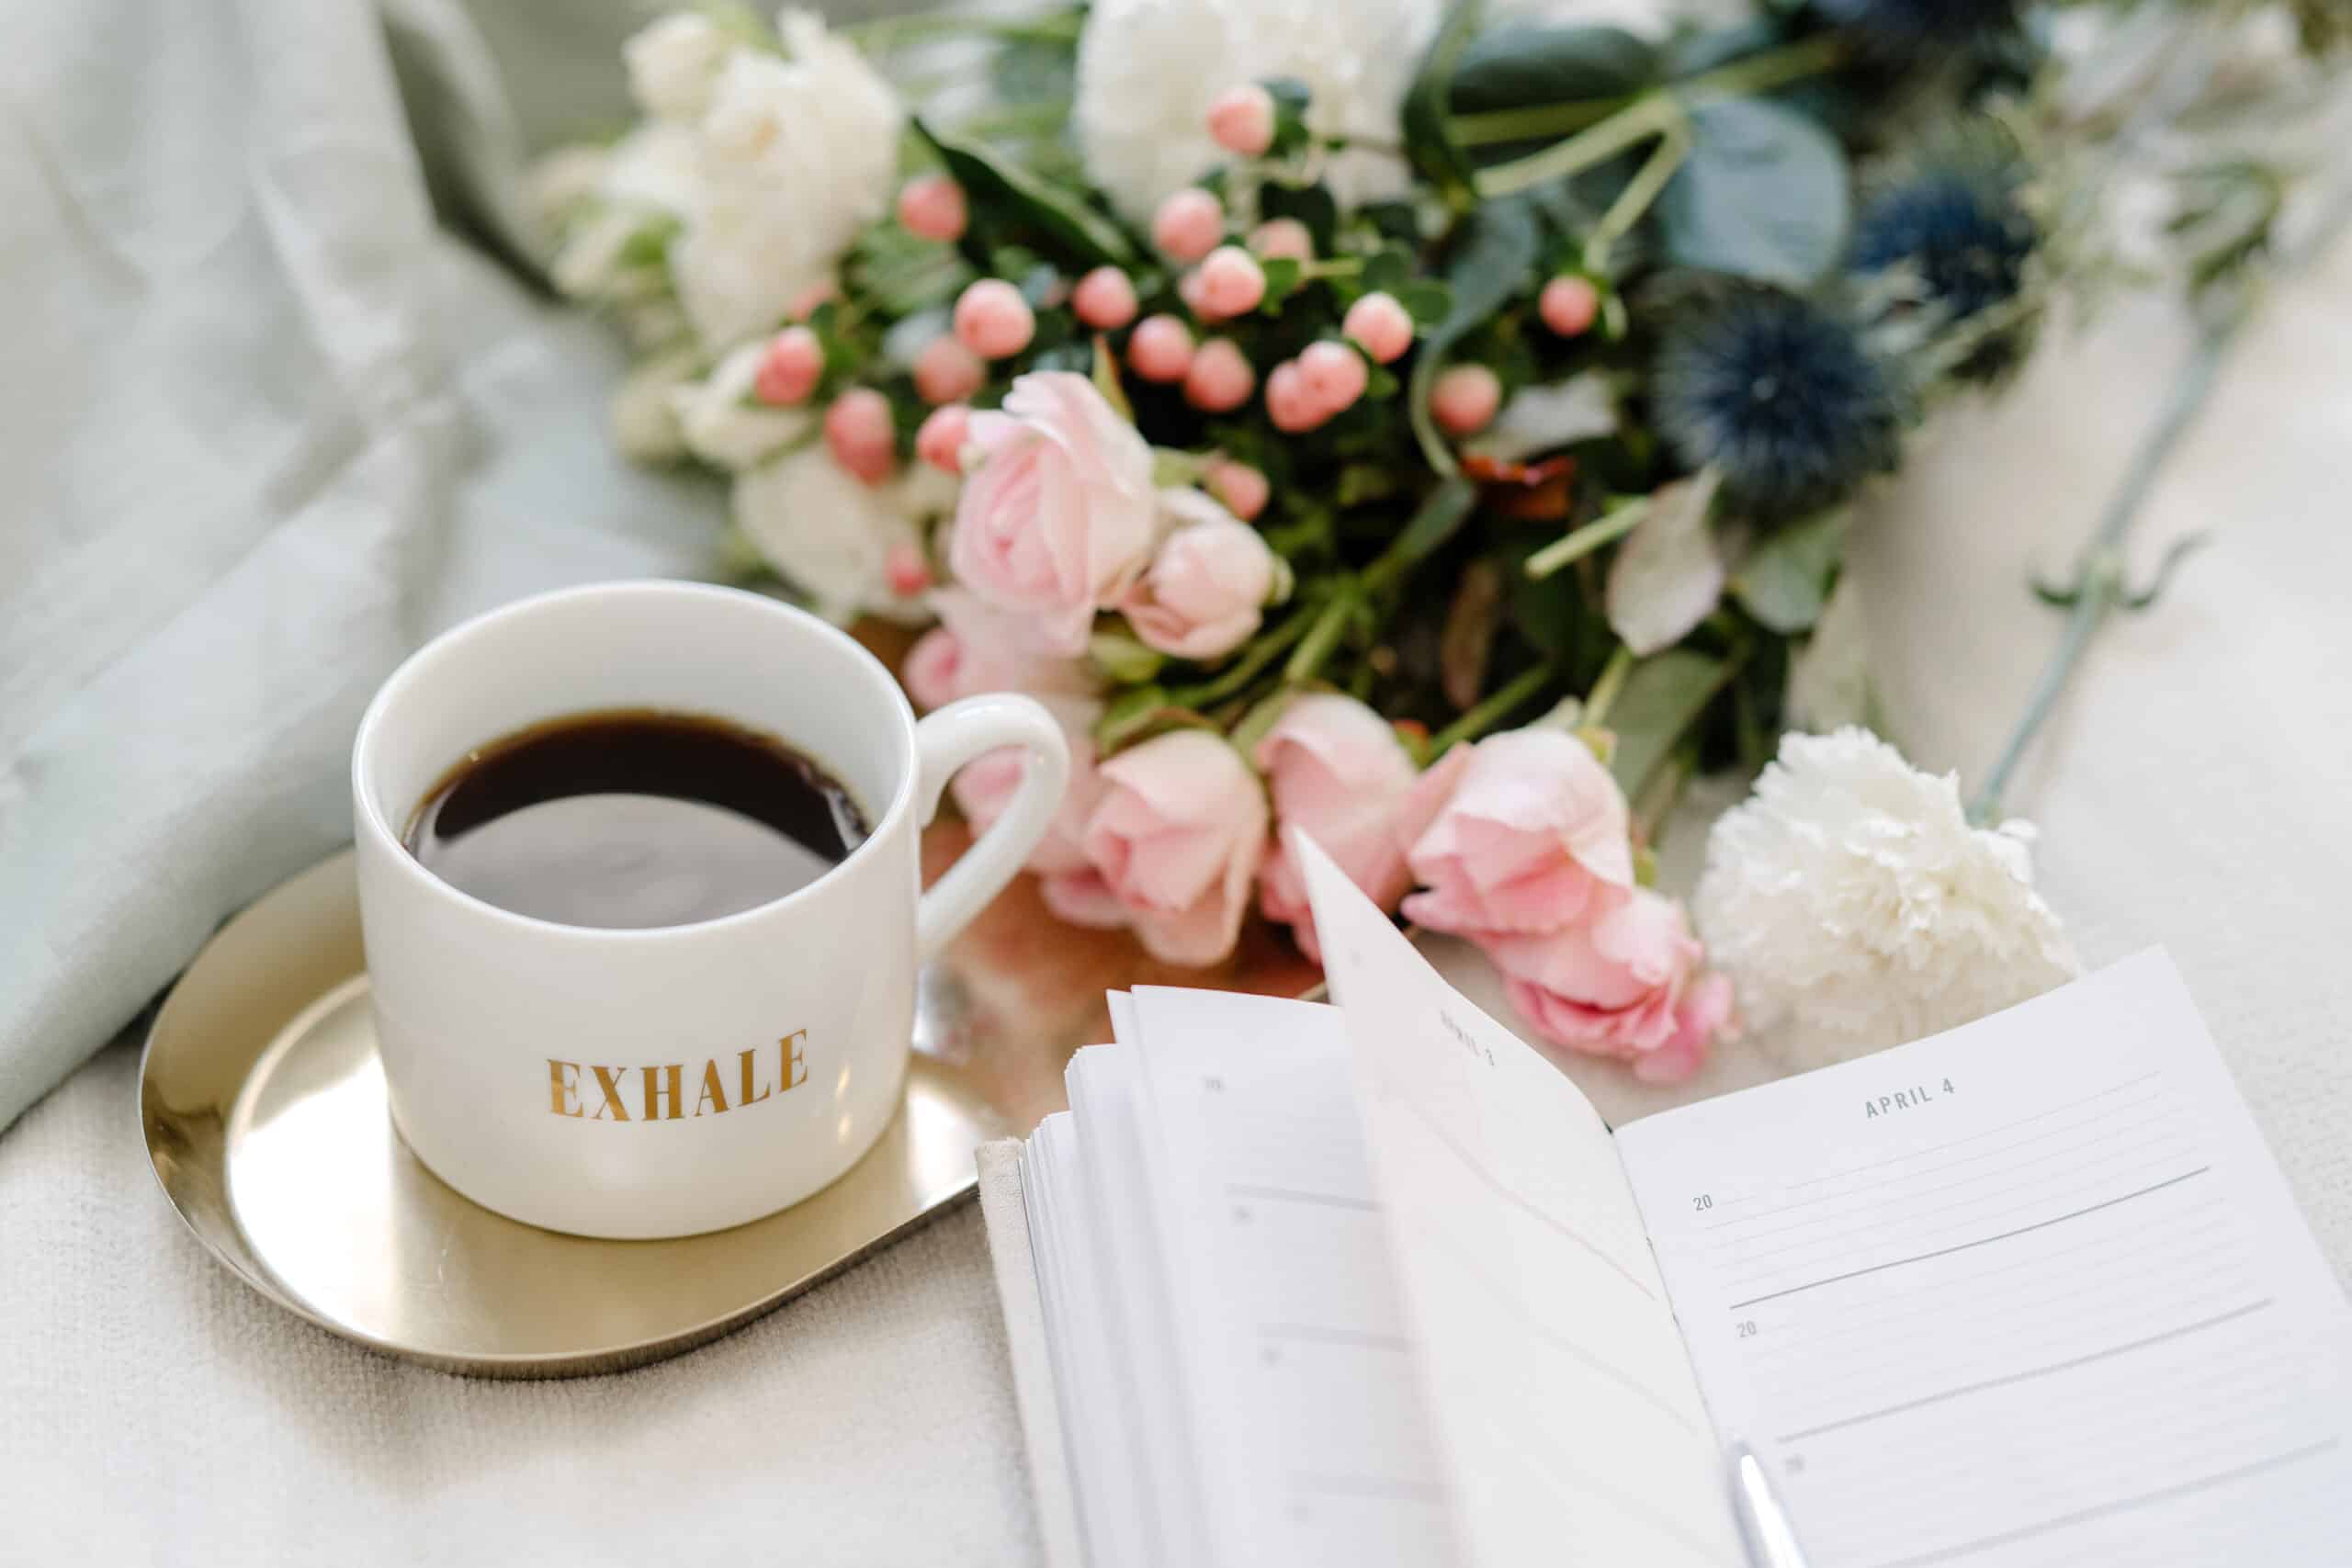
top-left (668, 343), bottom-right (810, 470)
top-left (735, 448), bottom-right (931, 625)
top-left (608, 349), bottom-right (699, 463)
top-left (671, 13), bottom-right (902, 351)
top-left (1073, 0), bottom-right (1441, 222)
top-left (1693, 728), bottom-right (2078, 1071)
top-left (624, 13), bottom-right (731, 122)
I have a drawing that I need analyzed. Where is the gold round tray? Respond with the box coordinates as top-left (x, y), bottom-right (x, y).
top-left (138, 850), bottom-right (1006, 1377)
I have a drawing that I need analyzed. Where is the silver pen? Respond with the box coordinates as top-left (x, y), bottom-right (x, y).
top-left (1726, 1438), bottom-right (1812, 1568)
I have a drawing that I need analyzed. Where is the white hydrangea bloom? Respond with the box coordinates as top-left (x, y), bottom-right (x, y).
top-left (734, 448), bottom-right (931, 625)
top-left (1693, 728), bottom-right (2078, 1070)
top-left (667, 343), bottom-right (810, 470)
top-left (624, 12), bottom-right (732, 122)
top-left (1073, 0), bottom-right (1442, 222)
top-left (671, 13), bottom-right (903, 351)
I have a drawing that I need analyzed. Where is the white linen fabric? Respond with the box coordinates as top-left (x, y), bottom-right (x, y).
top-left (3, 0), bottom-right (2346, 1561)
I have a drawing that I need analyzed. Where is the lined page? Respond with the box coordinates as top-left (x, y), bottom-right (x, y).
top-left (1616, 951), bottom-right (2352, 1568)
top-left (1123, 987), bottom-right (1461, 1568)
top-left (1295, 835), bottom-right (1744, 1568)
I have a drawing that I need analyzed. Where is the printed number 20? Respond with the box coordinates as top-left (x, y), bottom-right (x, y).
top-left (1736, 1320), bottom-right (1758, 1339)
top-left (1692, 1194), bottom-right (1713, 1212)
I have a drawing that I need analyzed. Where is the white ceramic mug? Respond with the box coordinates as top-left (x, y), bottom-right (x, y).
top-left (351, 581), bottom-right (1069, 1239)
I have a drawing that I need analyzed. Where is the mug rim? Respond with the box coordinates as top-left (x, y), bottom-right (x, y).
top-left (351, 579), bottom-right (921, 944)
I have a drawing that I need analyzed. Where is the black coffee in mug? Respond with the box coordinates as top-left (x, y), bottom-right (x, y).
top-left (403, 709), bottom-right (868, 929)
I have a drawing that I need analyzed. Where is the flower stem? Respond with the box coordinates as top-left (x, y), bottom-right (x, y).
top-left (1582, 121), bottom-right (1690, 276)
top-left (1581, 644), bottom-right (1636, 729)
top-left (1452, 97), bottom-right (1630, 149)
top-left (1475, 92), bottom-right (1682, 200)
top-left (1525, 498), bottom-right (1650, 580)
top-left (1284, 592), bottom-right (1359, 682)
top-left (1428, 663), bottom-right (1558, 754)
top-left (1166, 612), bottom-right (1313, 707)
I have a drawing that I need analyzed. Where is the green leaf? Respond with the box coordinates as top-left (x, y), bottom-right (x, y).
top-left (912, 118), bottom-right (1136, 271)
top-left (1402, 0), bottom-right (1486, 212)
top-left (1450, 25), bottom-right (1661, 115)
top-left (1396, 279), bottom-right (1455, 325)
top-left (1361, 244), bottom-right (1415, 295)
top-left (1606, 468), bottom-right (1724, 655)
top-left (1605, 649), bottom-right (1734, 797)
top-left (1464, 370), bottom-right (1620, 462)
top-left (1656, 98), bottom-right (1849, 287)
top-left (1259, 180), bottom-right (1340, 250)
top-left (1784, 570), bottom-right (1869, 731)
top-left (1259, 257), bottom-right (1303, 308)
top-left (1408, 196), bottom-right (1543, 472)
top-left (1373, 477), bottom-right (1480, 586)
top-left (1732, 505), bottom-right (1849, 633)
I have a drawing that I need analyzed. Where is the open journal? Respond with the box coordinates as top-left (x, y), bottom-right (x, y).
top-left (977, 836), bottom-right (2352, 1568)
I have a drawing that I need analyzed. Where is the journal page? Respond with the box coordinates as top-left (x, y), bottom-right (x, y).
top-left (1295, 835), bottom-right (1744, 1568)
top-left (1615, 950), bottom-right (2352, 1568)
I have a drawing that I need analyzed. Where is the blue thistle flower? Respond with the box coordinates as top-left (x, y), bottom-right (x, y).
top-left (1851, 167), bottom-right (2035, 323)
top-left (1653, 288), bottom-right (1900, 519)
top-left (1812, 0), bottom-right (2016, 55)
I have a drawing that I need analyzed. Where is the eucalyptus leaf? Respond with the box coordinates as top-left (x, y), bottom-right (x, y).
top-left (1785, 569), bottom-right (1870, 731)
top-left (1408, 197), bottom-right (1543, 471)
top-left (1606, 468), bottom-right (1724, 655)
top-left (1732, 504), bottom-right (1849, 632)
top-left (912, 118), bottom-right (1136, 270)
top-left (1606, 649), bottom-right (1734, 797)
top-left (1464, 370), bottom-right (1621, 462)
top-left (1451, 25), bottom-right (1661, 114)
top-left (1403, 0), bottom-right (1486, 211)
top-left (1656, 98), bottom-right (1849, 287)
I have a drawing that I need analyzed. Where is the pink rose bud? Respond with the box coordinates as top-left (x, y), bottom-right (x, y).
top-left (1151, 186), bottom-right (1226, 264)
top-left (1082, 729), bottom-right (1269, 966)
top-left (823, 387), bottom-right (897, 484)
top-left (1297, 340), bottom-right (1368, 414)
top-left (895, 174), bottom-right (968, 243)
top-left (1264, 359), bottom-right (1323, 433)
top-left (884, 539), bottom-right (933, 599)
top-left (1247, 217), bottom-right (1314, 262)
top-left (1196, 246), bottom-right (1266, 318)
top-left (913, 334), bottom-right (986, 405)
top-left (1127, 314), bottom-right (1194, 383)
top-left (1072, 265), bottom-right (1139, 330)
top-left (1430, 364), bottom-right (1502, 435)
top-left (1205, 83), bottom-right (1276, 157)
top-left (786, 279), bottom-right (840, 321)
top-left (1253, 694), bottom-right (1421, 960)
top-left (1183, 338), bottom-right (1256, 412)
top-left (753, 326), bottom-right (823, 406)
top-left (1204, 457), bottom-right (1270, 521)
top-left (1341, 291), bottom-right (1414, 364)
top-left (1539, 275), bottom-right (1600, 338)
top-left (1393, 728), bottom-right (1635, 936)
top-left (949, 370), bottom-right (1159, 654)
top-left (1123, 491), bottom-right (1277, 660)
top-left (1480, 893), bottom-right (1727, 1083)
top-left (954, 278), bottom-right (1036, 359)
top-left (915, 402), bottom-right (971, 473)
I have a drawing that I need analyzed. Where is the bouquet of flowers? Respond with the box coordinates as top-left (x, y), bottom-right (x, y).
top-left (539, 0), bottom-right (2327, 1080)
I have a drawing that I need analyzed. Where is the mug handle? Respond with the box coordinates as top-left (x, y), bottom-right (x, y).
top-left (910, 694), bottom-right (1072, 961)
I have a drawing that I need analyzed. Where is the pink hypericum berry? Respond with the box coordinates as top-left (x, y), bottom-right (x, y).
top-left (1072, 266), bottom-right (1139, 330)
top-left (1265, 360), bottom-right (1323, 433)
top-left (1177, 266), bottom-right (1218, 321)
top-left (1205, 458), bottom-right (1270, 521)
top-left (824, 388), bottom-right (897, 483)
top-left (786, 280), bottom-right (840, 321)
top-left (1247, 218), bottom-right (1314, 263)
top-left (1128, 314), bottom-right (1195, 383)
top-left (913, 335), bottom-right (986, 405)
top-left (1342, 291), bottom-right (1414, 365)
top-left (896, 174), bottom-right (967, 243)
top-left (1539, 275), bottom-right (1601, 338)
top-left (915, 403), bottom-right (971, 473)
top-left (1184, 338), bottom-right (1256, 412)
top-left (1151, 187), bottom-right (1225, 264)
top-left (1206, 84), bottom-right (1276, 157)
top-left (1197, 246), bottom-right (1266, 318)
top-left (753, 326), bottom-right (823, 405)
top-left (1431, 364), bottom-right (1503, 436)
top-left (1298, 340), bottom-right (1369, 415)
top-left (884, 540), bottom-right (933, 599)
top-left (954, 278), bottom-right (1035, 359)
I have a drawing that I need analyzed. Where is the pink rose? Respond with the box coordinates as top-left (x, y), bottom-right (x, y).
top-left (1253, 694), bottom-right (1419, 961)
top-left (902, 588), bottom-right (1099, 713)
top-left (1083, 730), bottom-right (1268, 965)
top-left (948, 371), bottom-right (1159, 655)
top-left (947, 694), bottom-right (1124, 929)
top-left (1121, 491), bottom-right (1279, 660)
top-left (1395, 728), bottom-right (1636, 937)
top-left (1478, 890), bottom-right (1732, 1084)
